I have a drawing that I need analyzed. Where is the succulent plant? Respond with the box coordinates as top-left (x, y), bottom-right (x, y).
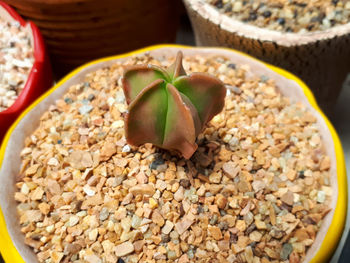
top-left (122, 51), bottom-right (226, 159)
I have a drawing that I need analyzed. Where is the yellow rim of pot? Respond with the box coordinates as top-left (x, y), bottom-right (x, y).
top-left (0, 44), bottom-right (346, 263)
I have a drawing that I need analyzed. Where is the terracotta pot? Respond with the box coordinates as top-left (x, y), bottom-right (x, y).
top-left (5, 0), bottom-right (180, 78)
top-left (0, 45), bottom-right (346, 263)
top-left (183, 0), bottom-right (350, 115)
top-left (0, 2), bottom-right (52, 143)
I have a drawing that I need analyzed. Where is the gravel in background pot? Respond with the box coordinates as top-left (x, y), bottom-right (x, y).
top-left (0, 1), bottom-right (52, 142)
top-left (183, 0), bottom-right (350, 115)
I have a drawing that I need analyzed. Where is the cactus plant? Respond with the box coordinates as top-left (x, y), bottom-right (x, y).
top-left (122, 52), bottom-right (226, 159)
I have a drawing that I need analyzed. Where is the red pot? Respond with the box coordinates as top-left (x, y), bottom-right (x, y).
top-left (0, 2), bottom-right (52, 142)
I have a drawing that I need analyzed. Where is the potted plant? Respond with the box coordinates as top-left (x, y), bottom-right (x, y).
top-left (0, 45), bottom-right (346, 263)
top-left (183, 0), bottom-right (350, 115)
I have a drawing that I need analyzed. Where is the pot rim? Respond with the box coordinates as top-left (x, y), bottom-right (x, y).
top-left (0, 44), bottom-right (347, 263)
top-left (184, 0), bottom-right (350, 46)
top-left (0, 2), bottom-right (48, 116)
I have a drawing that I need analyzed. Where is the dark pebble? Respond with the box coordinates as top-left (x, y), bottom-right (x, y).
top-left (311, 16), bottom-right (322, 23)
top-left (228, 63), bottom-right (236, 69)
top-left (295, 3), bottom-right (307, 7)
top-left (161, 234), bottom-right (171, 243)
top-left (179, 179), bottom-right (191, 188)
top-left (293, 10), bottom-right (298, 19)
top-left (150, 157), bottom-right (165, 170)
top-left (245, 223), bottom-right (256, 235)
top-left (277, 18), bottom-right (286, 25)
top-left (298, 170), bottom-right (305, 179)
top-left (57, 139), bottom-right (62, 144)
top-left (224, 3), bottom-right (232, 12)
top-left (64, 97), bottom-right (73, 104)
top-left (307, 24), bottom-right (314, 31)
top-left (30, 233), bottom-right (42, 240)
top-left (262, 10), bottom-right (271, 18)
top-left (249, 241), bottom-right (257, 248)
top-left (218, 221), bottom-right (228, 230)
top-left (215, 0), bottom-right (223, 8)
top-left (280, 203), bottom-right (292, 212)
top-left (230, 232), bottom-right (238, 244)
top-left (248, 12), bottom-right (258, 21)
top-left (179, 203), bottom-right (185, 217)
top-left (197, 205), bottom-right (204, 214)
top-left (87, 94), bottom-right (95, 101)
top-left (332, 0), bottom-right (339, 5)
top-left (117, 259), bottom-right (125, 263)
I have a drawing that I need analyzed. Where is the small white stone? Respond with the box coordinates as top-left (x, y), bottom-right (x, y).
top-left (79, 105), bottom-right (93, 115)
top-left (68, 215), bottom-right (80, 227)
top-left (111, 120), bottom-right (124, 129)
top-left (21, 183), bottom-right (29, 194)
top-left (122, 145), bottom-right (131, 153)
top-left (317, 191), bottom-right (326, 203)
top-left (83, 185), bottom-right (96, 196)
top-left (88, 228), bottom-right (98, 241)
top-left (233, 1), bottom-right (242, 12)
top-left (48, 157), bottom-right (59, 166)
top-left (46, 225), bottom-right (55, 233)
top-left (162, 220), bottom-right (174, 234)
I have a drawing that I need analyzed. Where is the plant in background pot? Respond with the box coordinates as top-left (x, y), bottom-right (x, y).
top-left (5, 0), bottom-right (181, 78)
top-left (0, 45), bottom-right (346, 263)
top-left (0, 1), bottom-right (52, 142)
top-left (183, 0), bottom-right (350, 115)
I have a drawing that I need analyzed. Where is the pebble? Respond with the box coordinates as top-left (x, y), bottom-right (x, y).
top-left (79, 105), bottom-right (93, 115)
top-left (88, 228), bottom-right (98, 241)
top-left (175, 217), bottom-right (194, 235)
top-left (281, 191), bottom-right (294, 206)
top-left (162, 220), bottom-right (174, 234)
top-left (68, 215), bottom-right (79, 227)
top-left (85, 255), bottom-right (102, 263)
top-left (99, 207), bottom-right (109, 221)
top-left (317, 191), bottom-right (326, 203)
top-left (280, 243), bottom-right (294, 260)
top-left (222, 161), bottom-right (240, 178)
top-left (114, 241), bottom-right (134, 257)
top-left (129, 184), bottom-right (155, 196)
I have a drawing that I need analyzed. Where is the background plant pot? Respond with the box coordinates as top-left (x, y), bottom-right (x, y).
top-left (183, 0), bottom-right (350, 115)
top-left (0, 44), bottom-right (346, 263)
top-left (5, 0), bottom-right (181, 78)
top-left (0, 2), bottom-right (52, 143)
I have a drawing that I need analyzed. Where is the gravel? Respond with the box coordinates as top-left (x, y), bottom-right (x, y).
top-left (15, 53), bottom-right (332, 262)
top-left (0, 15), bottom-right (34, 112)
top-left (206, 0), bottom-right (350, 33)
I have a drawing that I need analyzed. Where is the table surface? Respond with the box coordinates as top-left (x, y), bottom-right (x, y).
top-left (1, 15), bottom-right (349, 263)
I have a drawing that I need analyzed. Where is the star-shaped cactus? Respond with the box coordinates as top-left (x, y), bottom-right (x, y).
top-left (122, 52), bottom-right (226, 159)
